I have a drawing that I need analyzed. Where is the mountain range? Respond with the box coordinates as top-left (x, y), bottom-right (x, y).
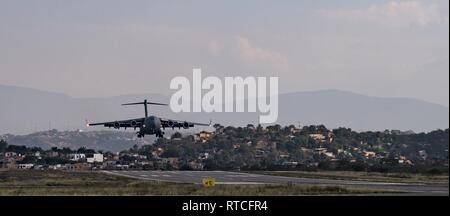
top-left (0, 84), bottom-right (448, 135)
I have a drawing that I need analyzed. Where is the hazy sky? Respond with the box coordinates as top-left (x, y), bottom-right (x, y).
top-left (0, 0), bottom-right (448, 106)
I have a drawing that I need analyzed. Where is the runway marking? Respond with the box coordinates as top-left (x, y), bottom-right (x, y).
top-left (431, 191), bottom-right (447, 193)
top-left (101, 171), bottom-right (449, 195)
top-left (345, 182), bottom-right (405, 186)
top-left (215, 182), bottom-right (266, 185)
top-left (409, 191), bottom-right (426, 193)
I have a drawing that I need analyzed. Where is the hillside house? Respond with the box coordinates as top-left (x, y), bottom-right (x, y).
top-left (69, 153), bottom-right (86, 161)
top-left (255, 140), bottom-right (277, 150)
top-left (87, 154), bottom-right (104, 163)
top-left (194, 131), bottom-right (213, 143)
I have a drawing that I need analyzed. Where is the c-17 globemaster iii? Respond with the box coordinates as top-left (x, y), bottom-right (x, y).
top-left (87, 100), bottom-right (211, 138)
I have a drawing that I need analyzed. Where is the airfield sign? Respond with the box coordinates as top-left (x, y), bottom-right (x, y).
top-left (202, 178), bottom-right (215, 187)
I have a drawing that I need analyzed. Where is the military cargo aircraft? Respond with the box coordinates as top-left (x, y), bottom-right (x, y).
top-left (87, 100), bottom-right (211, 138)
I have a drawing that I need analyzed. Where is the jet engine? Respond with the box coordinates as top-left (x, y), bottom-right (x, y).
top-left (168, 120), bottom-right (175, 129)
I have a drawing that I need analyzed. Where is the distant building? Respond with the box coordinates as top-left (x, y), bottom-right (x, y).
top-left (279, 154), bottom-right (290, 159)
top-left (162, 157), bottom-right (179, 169)
top-left (391, 130), bottom-right (402, 135)
top-left (300, 147), bottom-right (313, 153)
top-left (189, 161), bottom-right (204, 170)
top-left (102, 160), bottom-right (117, 169)
top-left (314, 148), bottom-right (327, 154)
top-left (47, 151), bottom-right (59, 158)
top-left (419, 150), bottom-right (427, 160)
top-left (398, 159), bottom-right (413, 165)
top-left (309, 134), bottom-right (326, 142)
top-left (309, 133), bottom-right (334, 143)
top-left (194, 131), bottom-right (213, 143)
top-left (115, 164), bottom-right (129, 170)
top-left (34, 151), bottom-right (42, 159)
top-left (87, 154), bottom-right (104, 163)
top-left (363, 151), bottom-right (376, 158)
top-left (255, 150), bottom-right (266, 158)
top-left (255, 140), bottom-right (277, 150)
top-left (4, 152), bottom-right (18, 158)
top-left (69, 153), bottom-right (86, 161)
top-left (246, 124), bottom-right (256, 131)
top-left (4, 161), bottom-right (17, 169)
top-left (198, 153), bottom-right (209, 160)
top-left (65, 163), bottom-right (91, 171)
top-left (17, 163), bottom-right (34, 169)
top-left (33, 165), bottom-right (45, 170)
top-left (74, 163), bottom-right (91, 171)
top-left (282, 161), bottom-right (299, 167)
top-left (1, 152), bottom-right (24, 165)
top-left (65, 164), bottom-right (75, 171)
top-left (290, 127), bottom-right (301, 134)
top-left (49, 164), bottom-right (64, 170)
top-left (324, 152), bottom-right (335, 159)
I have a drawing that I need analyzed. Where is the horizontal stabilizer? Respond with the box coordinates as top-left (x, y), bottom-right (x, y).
top-left (121, 99), bottom-right (167, 117)
top-left (122, 101), bottom-right (168, 106)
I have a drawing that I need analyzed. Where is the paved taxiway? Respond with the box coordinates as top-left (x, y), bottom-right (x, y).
top-left (103, 170), bottom-right (448, 196)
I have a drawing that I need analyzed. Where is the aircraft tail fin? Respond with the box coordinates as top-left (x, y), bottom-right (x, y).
top-left (122, 99), bottom-right (168, 117)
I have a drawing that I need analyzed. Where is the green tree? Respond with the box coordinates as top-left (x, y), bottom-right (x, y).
top-left (43, 157), bottom-right (70, 165)
top-left (171, 132), bottom-right (183, 139)
top-left (0, 140), bottom-right (7, 152)
top-left (161, 146), bottom-right (180, 158)
top-left (21, 155), bottom-right (38, 164)
top-left (77, 147), bottom-right (95, 154)
top-left (6, 145), bottom-right (27, 155)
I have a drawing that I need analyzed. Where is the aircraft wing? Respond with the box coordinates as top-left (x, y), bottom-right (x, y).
top-left (160, 118), bottom-right (211, 129)
top-left (87, 118), bottom-right (145, 128)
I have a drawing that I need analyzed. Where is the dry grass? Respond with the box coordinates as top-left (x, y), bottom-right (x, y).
top-left (0, 170), bottom-right (389, 196)
top-left (247, 171), bottom-right (449, 184)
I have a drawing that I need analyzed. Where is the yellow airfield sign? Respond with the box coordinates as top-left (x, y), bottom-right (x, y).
top-left (202, 178), bottom-right (215, 187)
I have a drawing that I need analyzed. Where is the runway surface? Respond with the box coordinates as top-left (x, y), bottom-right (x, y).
top-left (102, 170), bottom-right (449, 196)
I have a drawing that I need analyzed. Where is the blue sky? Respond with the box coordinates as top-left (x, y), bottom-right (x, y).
top-left (0, 0), bottom-right (448, 106)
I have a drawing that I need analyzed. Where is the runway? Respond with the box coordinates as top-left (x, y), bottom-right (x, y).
top-left (102, 170), bottom-right (449, 196)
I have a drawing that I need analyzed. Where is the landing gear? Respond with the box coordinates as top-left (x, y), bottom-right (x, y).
top-left (156, 131), bottom-right (165, 138)
top-left (137, 131), bottom-right (145, 138)
top-left (136, 130), bottom-right (164, 138)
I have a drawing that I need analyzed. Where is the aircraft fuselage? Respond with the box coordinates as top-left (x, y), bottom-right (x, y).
top-left (138, 116), bottom-right (163, 137)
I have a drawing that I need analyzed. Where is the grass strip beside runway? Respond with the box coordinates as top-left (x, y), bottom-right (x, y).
top-left (0, 170), bottom-right (390, 196)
